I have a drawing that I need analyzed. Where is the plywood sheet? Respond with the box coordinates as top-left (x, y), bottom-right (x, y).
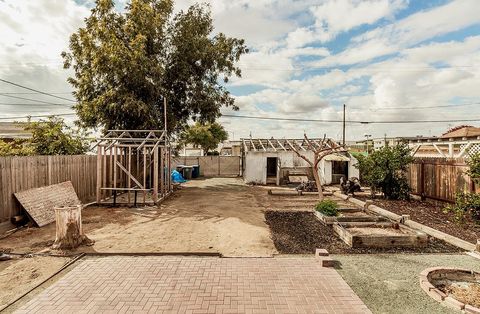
top-left (14, 181), bottom-right (81, 227)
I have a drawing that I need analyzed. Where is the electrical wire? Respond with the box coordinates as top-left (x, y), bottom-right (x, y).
top-left (0, 94), bottom-right (75, 106)
top-left (0, 78), bottom-right (76, 102)
top-left (0, 113), bottom-right (76, 120)
top-left (220, 114), bottom-right (480, 124)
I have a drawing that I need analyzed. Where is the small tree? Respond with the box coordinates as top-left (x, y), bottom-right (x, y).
top-left (355, 143), bottom-right (413, 199)
top-left (0, 117), bottom-right (90, 157)
top-left (289, 135), bottom-right (346, 200)
top-left (180, 122), bottom-right (228, 155)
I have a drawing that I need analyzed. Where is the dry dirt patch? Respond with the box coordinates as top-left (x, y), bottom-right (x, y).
top-left (0, 256), bottom-right (69, 309)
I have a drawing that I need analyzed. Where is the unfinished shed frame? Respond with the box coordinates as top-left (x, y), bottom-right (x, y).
top-left (95, 130), bottom-right (172, 206)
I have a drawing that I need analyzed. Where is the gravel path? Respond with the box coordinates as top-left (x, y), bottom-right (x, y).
top-left (333, 254), bottom-right (480, 314)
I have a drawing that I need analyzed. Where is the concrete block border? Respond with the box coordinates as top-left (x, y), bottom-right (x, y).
top-left (333, 192), bottom-right (477, 252)
top-left (419, 267), bottom-right (480, 313)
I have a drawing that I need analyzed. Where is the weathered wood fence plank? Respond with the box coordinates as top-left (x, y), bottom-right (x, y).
top-left (0, 155), bottom-right (97, 223)
top-left (408, 158), bottom-right (476, 203)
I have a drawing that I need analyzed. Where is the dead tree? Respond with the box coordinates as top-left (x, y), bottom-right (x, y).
top-left (289, 134), bottom-right (346, 200)
top-left (52, 205), bottom-right (94, 250)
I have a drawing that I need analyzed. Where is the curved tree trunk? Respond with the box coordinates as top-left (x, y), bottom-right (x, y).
top-left (52, 205), bottom-right (94, 250)
top-left (312, 166), bottom-right (324, 201)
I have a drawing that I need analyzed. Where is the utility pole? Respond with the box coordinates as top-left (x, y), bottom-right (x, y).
top-left (342, 104), bottom-right (346, 146)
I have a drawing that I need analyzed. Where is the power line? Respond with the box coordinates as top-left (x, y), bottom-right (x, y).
top-left (0, 113), bottom-right (76, 120)
top-left (0, 94), bottom-right (74, 106)
top-left (0, 78), bottom-right (76, 102)
top-left (0, 103), bottom-right (73, 107)
top-left (220, 114), bottom-right (480, 124)
top-left (0, 92), bottom-right (72, 95)
top-left (369, 102), bottom-right (480, 111)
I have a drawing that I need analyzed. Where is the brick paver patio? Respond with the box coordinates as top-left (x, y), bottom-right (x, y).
top-left (16, 256), bottom-right (370, 314)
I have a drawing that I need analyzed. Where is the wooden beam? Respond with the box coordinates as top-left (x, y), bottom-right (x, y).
top-left (251, 139), bottom-right (257, 151)
top-left (116, 160), bottom-right (144, 189)
top-left (258, 140), bottom-right (266, 151)
top-left (267, 139), bottom-right (277, 151)
top-left (458, 142), bottom-right (472, 158)
top-left (96, 146), bottom-right (102, 203)
top-left (276, 139), bottom-right (286, 151)
top-left (153, 146), bottom-right (159, 203)
top-left (432, 144), bottom-right (447, 158)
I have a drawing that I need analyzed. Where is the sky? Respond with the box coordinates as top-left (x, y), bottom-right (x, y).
top-left (0, 0), bottom-right (480, 141)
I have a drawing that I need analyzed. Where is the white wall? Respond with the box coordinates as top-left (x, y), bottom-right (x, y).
top-left (348, 154), bottom-right (360, 179)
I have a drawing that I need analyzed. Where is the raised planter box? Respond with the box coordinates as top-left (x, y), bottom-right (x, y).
top-left (314, 208), bottom-right (388, 225)
top-left (333, 221), bottom-right (428, 248)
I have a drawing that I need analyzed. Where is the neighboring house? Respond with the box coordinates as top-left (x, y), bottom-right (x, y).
top-left (219, 140), bottom-right (242, 156)
top-left (0, 122), bottom-right (31, 142)
top-left (179, 144), bottom-right (204, 156)
top-left (409, 125), bottom-right (480, 158)
top-left (241, 138), bottom-right (359, 186)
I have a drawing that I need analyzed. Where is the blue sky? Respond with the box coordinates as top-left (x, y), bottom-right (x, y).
top-left (1, 0), bottom-right (480, 140)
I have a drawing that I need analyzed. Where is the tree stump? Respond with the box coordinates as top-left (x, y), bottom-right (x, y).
top-left (52, 205), bottom-right (94, 250)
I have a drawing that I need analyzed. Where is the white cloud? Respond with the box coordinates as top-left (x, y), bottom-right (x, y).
top-left (311, 0), bottom-right (407, 43)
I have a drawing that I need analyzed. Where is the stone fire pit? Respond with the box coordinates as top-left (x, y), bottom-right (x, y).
top-left (420, 267), bottom-right (480, 313)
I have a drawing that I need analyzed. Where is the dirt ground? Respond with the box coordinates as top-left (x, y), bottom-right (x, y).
top-left (356, 196), bottom-right (480, 243)
top-left (0, 178), bottom-right (278, 308)
top-left (0, 178), bottom-right (276, 257)
top-left (265, 211), bottom-right (463, 254)
top-left (0, 256), bottom-right (69, 309)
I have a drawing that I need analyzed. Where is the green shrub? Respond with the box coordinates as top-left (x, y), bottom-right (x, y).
top-left (445, 192), bottom-right (480, 223)
top-left (315, 200), bottom-right (339, 216)
top-left (354, 143), bottom-right (413, 200)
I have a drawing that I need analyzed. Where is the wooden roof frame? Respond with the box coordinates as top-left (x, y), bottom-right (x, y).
top-left (241, 138), bottom-right (338, 153)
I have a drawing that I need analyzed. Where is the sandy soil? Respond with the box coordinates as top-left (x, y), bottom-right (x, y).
top-left (0, 178), bottom-right (277, 308)
top-left (0, 178), bottom-right (276, 257)
top-left (0, 256), bottom-right (69, 309)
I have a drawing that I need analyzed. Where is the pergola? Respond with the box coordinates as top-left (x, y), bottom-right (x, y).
top-left (241, 138), bottom-right (336, 152)
top-left (95, 130), bottom-right (172, 206)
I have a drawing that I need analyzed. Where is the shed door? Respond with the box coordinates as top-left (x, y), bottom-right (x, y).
top-left (266, 157), bottom-right (278, 177)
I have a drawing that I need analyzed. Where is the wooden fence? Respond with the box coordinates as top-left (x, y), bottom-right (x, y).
top-left (408, 158), bottom-right (478, 203)
top-left (0, 155), bottom-right (241, 223)
top-left (171, 156), bottom-right (241, 177)
top-left (0, 155), bottom-right (97, 223)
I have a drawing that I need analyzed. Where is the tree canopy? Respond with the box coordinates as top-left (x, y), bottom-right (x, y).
top-left (180, 122), bottom-right (228, 155)
top-left (62, 0), bottom-right (247, 133)
top-left (0, 117), bottom-right (90, 156)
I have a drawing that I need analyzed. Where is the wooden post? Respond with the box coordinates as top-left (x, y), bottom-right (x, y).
top-left (96, 146), bottom-right (102, 203)
top-left (420, 161), bottom-right (425, 200)
top-left (113, 146), bottom-right (117, 193)
top-left (127, 147), bottom-right (132, 205)
top-left (143, 147), bottom-right (147, 203)
top-left (52, 205), bottom-right (94, 250)
top-left (153, 146), bottom-right (159, 202)
top-left (160, 147), bottom-right (164, 197)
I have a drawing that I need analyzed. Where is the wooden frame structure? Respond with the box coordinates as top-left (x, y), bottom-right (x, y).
top-left (95, 130), bottom-right (172, 206)
top-left (241, 138), bottom-right (333, 152)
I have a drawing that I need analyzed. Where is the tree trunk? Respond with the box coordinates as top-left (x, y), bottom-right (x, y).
top-left (312, 165), bottom-right (324, 201)
top-left (52, 205), bottom-right (94, 250)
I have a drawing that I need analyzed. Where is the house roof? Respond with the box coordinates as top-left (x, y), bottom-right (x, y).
top-left (0, 122), bottom-right (31, 139)
top-left (441, 125), bottom-right (480, 139)
top-left (241, 138), bottom-right (340, 152)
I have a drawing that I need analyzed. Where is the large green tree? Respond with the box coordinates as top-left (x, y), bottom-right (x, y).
top-left (62, 0), bottom-right (247, 133)
top-left (180, 122), bottom-right (228, 155)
